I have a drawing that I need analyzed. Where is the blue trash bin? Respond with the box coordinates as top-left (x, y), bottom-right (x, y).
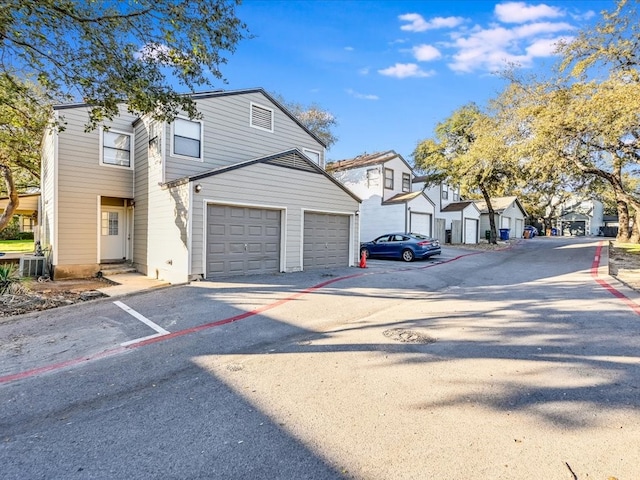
top-left (551, 228), bottom-right (558, 236)
top-left (499, 228), bottom-right (510, 241)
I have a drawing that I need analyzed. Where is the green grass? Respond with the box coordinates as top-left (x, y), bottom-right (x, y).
top-left (613, 242), bottom-right (640, 255)
top-left (0, 239), bottom-right (34, 253)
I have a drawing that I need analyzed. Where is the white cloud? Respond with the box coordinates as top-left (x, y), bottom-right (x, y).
top-left (359, 67), bottom-right (370, 75)
top-left (525, 35), bottom-right (573, 56)
top-left (378, 63), bottom-right (435, 78)
top-left (344, 46), bottom-right (354, 51)
top-left (346, 89), bottom-right (379, 100)
top-left (495, 2), bottom-right (564, 24)
top-left (413, 44), bottom-right (442, 62)
top-left (399, 13), bottom-right (465, 32)
top-left (447, 21), bottom-right (575, 72)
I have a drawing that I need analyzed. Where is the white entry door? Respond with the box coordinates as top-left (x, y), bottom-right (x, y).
top-left (101, 207), bottom-right (126, 261)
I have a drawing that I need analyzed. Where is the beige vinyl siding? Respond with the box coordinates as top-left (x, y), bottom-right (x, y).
top-left (164, 92), bottom-right (325, 183)
top-left (54, 105), bottom-right (136, 266)
top-left (188, 163), bottom-right (360, 277)
top-left (40, 124), bottom-right (57, 252)
top-left (133, 119), bottom-right (151, 273)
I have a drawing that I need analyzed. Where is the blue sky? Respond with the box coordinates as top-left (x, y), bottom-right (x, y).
top-left (216, 0), bottom-right (613, 164)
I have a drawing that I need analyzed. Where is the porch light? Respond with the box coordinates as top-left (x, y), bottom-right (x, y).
top-left (194, 184), bottom-right (202, 193)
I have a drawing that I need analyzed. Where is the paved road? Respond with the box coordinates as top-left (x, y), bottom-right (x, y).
top-left (1, 237), bottom-right (639, 479)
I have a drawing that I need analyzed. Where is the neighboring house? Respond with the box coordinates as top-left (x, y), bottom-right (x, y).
top-left (554, 198), bottom-right (604, 236)
top-left (413, 177), bottom-right (481, 244)
top-left (327, 151), bottom-right (436, 242)
top-left (39, 88), bottom-right (361, 282)
top-left (0, 193), bottom-right (39, 232)
top-left (474, 196), bottom-right (527, 239)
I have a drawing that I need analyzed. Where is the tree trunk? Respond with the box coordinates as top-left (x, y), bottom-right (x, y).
top-left (616, 199), bottom-right (631, 242)
top-left (0, 164), bottom-right (19, 231)
top-left (480, 185), bottom-right (498, 244)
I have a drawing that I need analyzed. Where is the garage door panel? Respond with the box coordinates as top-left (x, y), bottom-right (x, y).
top-left (464, 218), bottom-right (478, 244)
top-left (207, 205), bottom-right (281, 277)
top-left (303, 212), bottom-right (350, 269)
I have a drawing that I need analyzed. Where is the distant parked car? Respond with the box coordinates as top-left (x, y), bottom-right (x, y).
top-left (523, 225), bottom-right (538, 238)
top-left (360, 232), bottom-right (441, 262)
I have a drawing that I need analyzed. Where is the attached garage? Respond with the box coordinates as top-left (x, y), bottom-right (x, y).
top-left (206, 204), bottom-right (281, 277)
top-left (303, 212), bottom-right (350, 269)
top-left (464, 218), bottom-right (478, 244)
top-left (410, 212), bottom-right (432, 236)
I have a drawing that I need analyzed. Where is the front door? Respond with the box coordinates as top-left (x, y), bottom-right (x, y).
top-left (100, 207), bottom-right (126, 261)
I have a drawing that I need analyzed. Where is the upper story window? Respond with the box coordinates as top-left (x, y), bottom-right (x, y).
top-left (402, 173), bottom-right (411, 192)
top-left (303, 148), bottom-right (321, 166)
top-left (384, 168), bottom-right (394, 189)
top-left (171, 117), bottom-right (203, 159)
top-left (101, 128), bottom-right (132, 168)
top-left (367, 168), bottom-right (380, 188)
top-left (250, 102), bottom-right (274, 132)
top-left (441, 185), bottom-right (449, 200)
top-left (453, 190), bottom-right (459, 201)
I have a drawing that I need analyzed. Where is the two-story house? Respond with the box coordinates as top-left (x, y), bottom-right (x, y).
top-left (553, 197), bottom-right (604, 236)
top-left (412, 177), bottom-right (480, 244)
top-left (39, 88), bottom-right (361, 282)
top-left (328, 151), bottom-right (435, 242)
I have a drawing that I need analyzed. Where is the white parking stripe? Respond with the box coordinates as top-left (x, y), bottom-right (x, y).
top-left (120, 332), bottom-right (167, 347)
top-left (114, 300), bottom-right (170, 335)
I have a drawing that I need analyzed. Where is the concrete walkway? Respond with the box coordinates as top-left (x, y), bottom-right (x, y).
top-left (97, 273), bottom-right (171, 297)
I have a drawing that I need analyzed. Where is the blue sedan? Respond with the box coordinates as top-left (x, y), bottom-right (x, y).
top-left (360, 232), bottom-right (441, 262)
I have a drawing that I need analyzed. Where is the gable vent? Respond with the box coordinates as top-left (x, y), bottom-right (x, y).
top-left (266, 152), bottom-right (319, 173)
top-left (251, 103), bottom-right (274, 132)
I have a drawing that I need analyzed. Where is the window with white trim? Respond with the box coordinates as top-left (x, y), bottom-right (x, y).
top-left (171, 117), bottom-right (203, 159)
top-left (367, 168), bottom-right (380, 188)
top-left (303, 148), bottom-right (321, 165)
top-left (250, 102), bottom-right (274, 132)
top-left (441, 184), bottom-right (449, 200)
top-left (101, 211), bottom-right (119, 236)
top-left (101, 129), bottom-right (132, 168)
top-left (402, 173), bottom-right (411, 192)
top-left (384, 168), bottom-right (394, 190)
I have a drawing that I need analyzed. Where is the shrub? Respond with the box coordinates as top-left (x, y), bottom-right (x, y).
top-left (0, 218), bottom-right (20, 240)
top-left (0, 263), bottom-right (23, 295)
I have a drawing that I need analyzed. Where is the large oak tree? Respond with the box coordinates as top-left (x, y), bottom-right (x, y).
top-left (0, 0), bottom-right (248, 230)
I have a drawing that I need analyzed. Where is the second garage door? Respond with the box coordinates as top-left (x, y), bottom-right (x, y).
top-left (464, 218), bottom-right (478, 244)
top-left (410, 212), bottom-right (432, 236)
top-left (303, 212), bottom-right (350, 269)
top-left (206, 205), bottom-right (281, 277)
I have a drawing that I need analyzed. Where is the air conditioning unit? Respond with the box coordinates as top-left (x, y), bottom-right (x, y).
top-left (20, 255), bottom-right (46, 277)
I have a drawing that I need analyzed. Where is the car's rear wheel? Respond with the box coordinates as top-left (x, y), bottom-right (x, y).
top-left (401, 249), bottom-right (414, 262)
top-left (360, 247), bottom-right (370, 259)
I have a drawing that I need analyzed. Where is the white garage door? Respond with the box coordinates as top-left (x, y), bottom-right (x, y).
top-left (464, 218), bottom-right (478, 244)
top-left (515, 219), bottom-right (524, 238)
top-left (303, 212), bottom-right (350, 269)
top-left (410, 212), bottom-right (432, 237)
top-left (206, 204), bottom-right (281, 277)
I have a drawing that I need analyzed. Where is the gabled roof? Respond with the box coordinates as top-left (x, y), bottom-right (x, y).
top-left (473, 196), bottom-right (528, 216)
top-left (54, 87), bottom-right (327, 148)
top-left (441, 200), bottom-right (477, 212)
top-left (328, 150), bottom-right (413, 173)
top-left (165, 148), bottom-right (361, 202)
top-left (382, 191), bottom-right (423, 204)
